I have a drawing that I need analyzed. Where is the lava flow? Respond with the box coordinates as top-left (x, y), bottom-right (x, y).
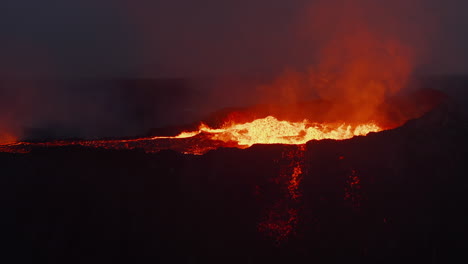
top-left (166, 116), bottom-right (382, 147)
top-left (0, 115), bottom-right (384, 244)
top-left (0, 116), bottom-right (383, 155)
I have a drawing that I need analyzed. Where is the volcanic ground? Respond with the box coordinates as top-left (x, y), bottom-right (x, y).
top-left (1, 85), bottom-right (468, 263)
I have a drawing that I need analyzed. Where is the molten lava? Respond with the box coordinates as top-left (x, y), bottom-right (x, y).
top-left (159, 116), bottom-right (382, 148)
top-left (0, 116), bottom-right (383, 155)
top-left (0, 114), bottom-right (383, 243)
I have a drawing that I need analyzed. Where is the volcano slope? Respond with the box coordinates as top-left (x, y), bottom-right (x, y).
top-left (1, 102), bottom-right (467, 264)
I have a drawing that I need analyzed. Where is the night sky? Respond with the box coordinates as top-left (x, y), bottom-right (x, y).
top-left (1, 0), bottom-right (468, 79)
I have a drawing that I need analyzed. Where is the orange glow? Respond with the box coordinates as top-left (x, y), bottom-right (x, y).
top-left (258, 146), bottom-right (305, 244)
top-left (258, 205), bottom-right (298, 244)
top-left (344, 169), bottom-right (363, 209)
top-left (156, 116), bottom-right (382, 147)
top-left (288, 164), bottom-right (303, 200)
top-left (0, 116), bottom-right (383, 155)
top-left (0, 133), bottom-right (17, 145)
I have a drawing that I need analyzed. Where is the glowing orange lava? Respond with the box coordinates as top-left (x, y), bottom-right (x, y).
top-left (0, 115), bottom-right (386, 245)
top-left (257, 145), bottom-right (306, 244)
top-left (0, 116), bottom-right (383, 155)
top-left (156, 116), bottom-right (382, 147)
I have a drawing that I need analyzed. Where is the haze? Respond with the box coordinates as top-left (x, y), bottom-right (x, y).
top-left (0, 0), bottom-right (467, 141)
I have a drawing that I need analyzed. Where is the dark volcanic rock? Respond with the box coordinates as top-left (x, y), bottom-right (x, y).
top-left (1, 103), bottom-right (468, 263)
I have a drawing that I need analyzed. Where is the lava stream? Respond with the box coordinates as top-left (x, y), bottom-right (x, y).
top-left (0, 116), bottom-right (383, 155)
top-left (152, 116), bottom-right (382, 146)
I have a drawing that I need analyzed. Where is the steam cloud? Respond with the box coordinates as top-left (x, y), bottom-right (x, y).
top-left (0, 0), bottom-right (451, 142)
top-left (257, 0), bottom-right (437, 124)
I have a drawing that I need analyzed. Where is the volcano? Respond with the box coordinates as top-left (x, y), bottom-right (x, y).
top-left (1, 84), bottom-right (466, 263)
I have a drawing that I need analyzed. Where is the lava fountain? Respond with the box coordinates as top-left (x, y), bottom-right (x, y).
top-left (156, 116), bottom-right (382, 148)
top-left (0, 115), bottom-right (383, 155)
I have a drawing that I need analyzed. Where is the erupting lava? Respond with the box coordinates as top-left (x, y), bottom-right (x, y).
top-left (158, 116), bottom-right (382, 148)
top-left (0, 115), bottom-right (384, 244)
top-left (1, 116), bottom-right (383, 155)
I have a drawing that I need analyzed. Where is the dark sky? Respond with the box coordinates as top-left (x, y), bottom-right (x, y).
top-left (2, 0), bottom-right (468, 79)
